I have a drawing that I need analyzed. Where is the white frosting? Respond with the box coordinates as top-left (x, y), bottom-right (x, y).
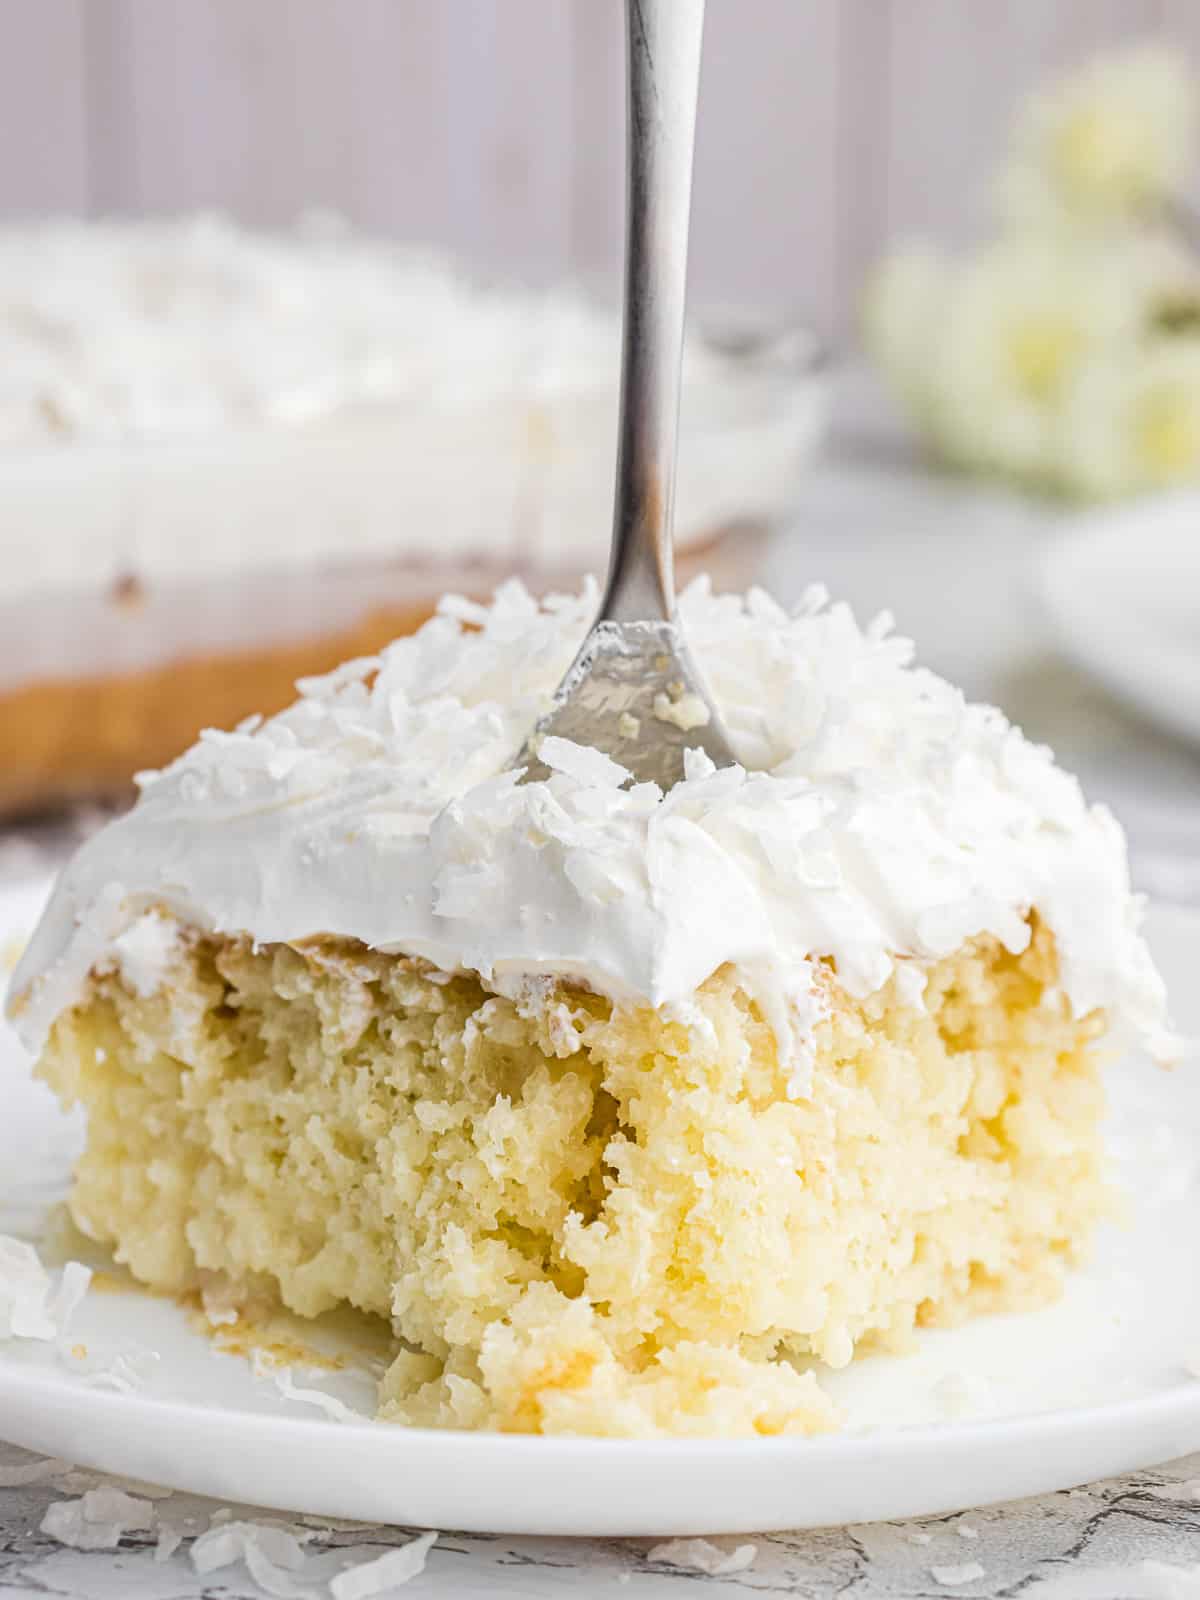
top-left (110, 910), bottom-right (179, 999)
top-left (0, 213), bottom-right (641, 445)
top-left (7, 581), bottom-right (1175, 1083)
top-left (0, 215), bottom-right (824, 601)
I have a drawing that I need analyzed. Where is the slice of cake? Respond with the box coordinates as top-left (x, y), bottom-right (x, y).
top-left (6, 581), bottom-right (1174, 1438)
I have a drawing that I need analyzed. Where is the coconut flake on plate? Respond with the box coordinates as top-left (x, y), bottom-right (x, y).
top-left (251, 1353), bottom-right (370, 1423)
top-left (934, 1370), bottom-right (998, 1419)
top-left (0, 1234), bottom-right (91, 1341)
top-left (62, 1342), bottom-right (160, 1393)
top-left (48, 1260), bottom-right (92, 1337)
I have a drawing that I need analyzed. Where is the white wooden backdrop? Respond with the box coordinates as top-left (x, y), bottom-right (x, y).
top-left (1, 0), bottom-right (1195, 335)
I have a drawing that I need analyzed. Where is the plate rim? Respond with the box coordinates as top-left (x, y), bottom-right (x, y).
top-left (3, 1357), bottom-right (1200, 1458)
top-left (3, 1361), bottom-right (1199, 1535)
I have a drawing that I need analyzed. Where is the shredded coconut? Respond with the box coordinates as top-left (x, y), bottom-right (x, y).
top-left (0, 1235), bottom-right (57, 1339)
top-left (154, 1525), bottom-right (184, 1562)
top-left (646, 1538), bottom-right (757, 1575)
top-left (64, 1343), bottom-right (159, 1393)
top-left (110, 910), bottom-right (179, 998)
top-left (41, 1488), bottom-right (156, 1551)
top-left (253, 1354), bottom-right (368, 1423)
top-left (538, 735), bottom-right (631, 789)
top-left (0, 215), bottom-right (765, 465)
top-left (0, 1235), bottom-right (90, 1342)
top-left (330, 1532), bottom-right (438, 1598)
top-left (935, 1370), bottom-right (998, 1419)
top-left (191, 1520), bottom-right (318, 1599)
top-left (49, 1261), bottom-right (92, 1338)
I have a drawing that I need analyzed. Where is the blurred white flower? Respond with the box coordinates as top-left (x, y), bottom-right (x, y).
top-left (997, 44), bottom-right (1197, 228)
top-left (867, 238), bottom-right (1146, 487)
top-left (866, 42), bottom-right (1200, 501)
top-left (1060, 339), bottom-right (1200, 497)
top-left (862, 245), bottom-right (948, 425)
top-left (931, 239), bottom-right (1143, 484)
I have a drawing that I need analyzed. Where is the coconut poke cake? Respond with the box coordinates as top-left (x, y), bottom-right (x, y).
top-left (0, 216), bottom-right (821, 817)
top-left (6, 580), bottom-right (1174, 1438)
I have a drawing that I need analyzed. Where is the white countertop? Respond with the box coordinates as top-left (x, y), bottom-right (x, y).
top-left (1, 371), bottom-right (1198, 1596)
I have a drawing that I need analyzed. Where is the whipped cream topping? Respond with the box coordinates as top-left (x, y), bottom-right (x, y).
top-left (0, 213), bottom-right (797, 449)
top-left (8, 582), bottom-right (1175, 1084)
top-left (0, 214), bottom-right (615, 444)
top-left (0, 216), bottom-right (823, 606)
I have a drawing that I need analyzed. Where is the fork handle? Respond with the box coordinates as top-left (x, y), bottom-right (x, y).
top-left (601, 0), bottom-right (705, 626)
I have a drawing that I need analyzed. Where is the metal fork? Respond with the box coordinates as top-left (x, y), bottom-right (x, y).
top-left (518, 0), bottom-right (737, 788)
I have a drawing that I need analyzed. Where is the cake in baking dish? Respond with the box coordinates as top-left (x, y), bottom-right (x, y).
top-left (7, 581), bottom-right (1174, 1437)
top-left (0, 216), bottom-right (820, 817)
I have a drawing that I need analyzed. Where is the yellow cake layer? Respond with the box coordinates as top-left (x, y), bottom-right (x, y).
top-left (37, 919), bottom-right (1109, 1437)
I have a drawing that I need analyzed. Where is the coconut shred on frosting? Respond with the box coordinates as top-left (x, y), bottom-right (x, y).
top-left (7, 580), bottom-right (1175, 1083)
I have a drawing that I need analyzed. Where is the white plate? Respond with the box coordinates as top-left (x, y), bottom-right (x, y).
top-left (1038, 494), bottom-right (1200, 745)
top-left (0, 874), bottom-right (1198, 1537)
